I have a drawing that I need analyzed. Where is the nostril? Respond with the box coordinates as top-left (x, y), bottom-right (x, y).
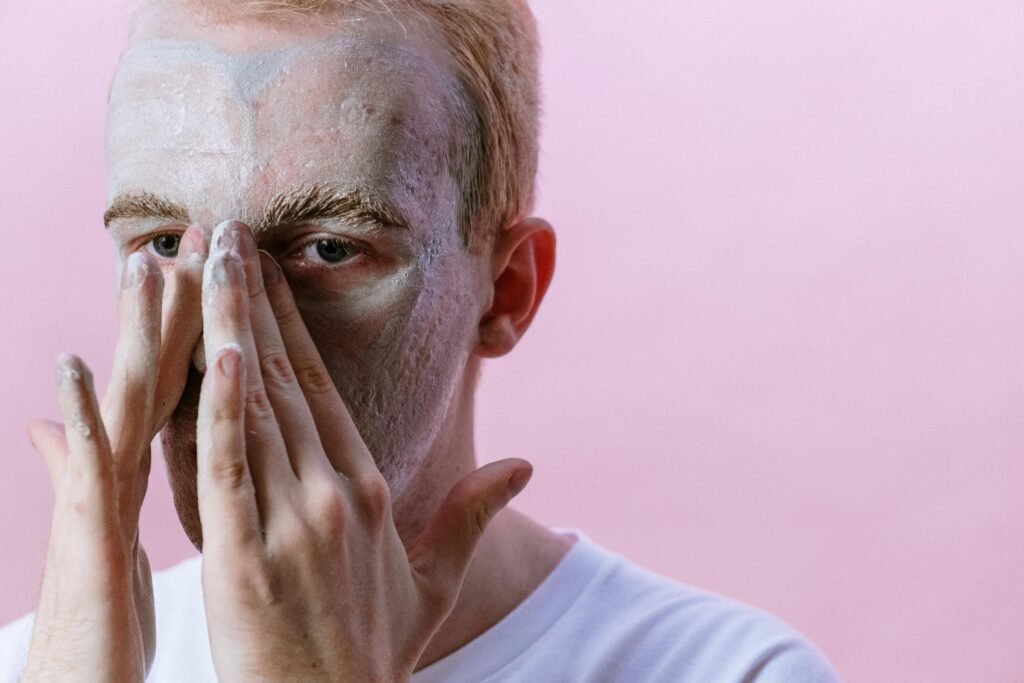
top-left (192, 335), bottom-right (207, 374)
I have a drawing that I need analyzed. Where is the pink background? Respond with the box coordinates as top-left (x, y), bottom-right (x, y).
top-left (2, 2), bottom-right (1022, 680)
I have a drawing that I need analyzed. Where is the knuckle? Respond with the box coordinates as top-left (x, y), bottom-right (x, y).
top-left (69, 412), bottom-right (102, 442)
top-left (211, 458), bottom-right (249, 490)
top-left (237, 559), bottom-right (280, 607)
top-left (260, 350), bottom-right (295, 386)
top-left (473, 500), bottom-right (495, 536)
top-left (244, 387), bottom-right (275, 420)
top-left (268, 510), bottom-right (316, 553)
top-left (447, 477), bottom-right (477, 509)
top-left (419, 577), bottom-right (457, 617)
top-left (293, 361), bottom-right (336, 396)
top-left (309, 482), bottom-right (349, 535)
top-left (352, 472), bottom-right (392, 525)
top-left (213, 398), bottom-right (244, 422)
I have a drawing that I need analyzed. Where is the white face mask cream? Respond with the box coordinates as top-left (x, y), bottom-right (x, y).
top-left (107, 3), bottom-right (489, 546)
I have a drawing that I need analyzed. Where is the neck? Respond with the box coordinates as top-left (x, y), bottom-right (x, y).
top-left (417, 510), bottom-right (575, 669)
top-left (391, 362), bottom-right (575, 670)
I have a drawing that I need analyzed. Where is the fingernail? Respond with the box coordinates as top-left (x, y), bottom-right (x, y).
top-left (178, 224), bottom-right (209, 266)
top-left (211, 221), bottom-right (238, 254)
top-left (508, 468), bottom-right (533, 497)
top-left (217, 344), bottom-right (242, 378)
top-left (258, 250), bottom-right (282, 285)
top-left (209, 252), bottom-right (244, 288)
top-left (122, 252), bottom-right (150, 289)
top-left (212, 221), bottom-right (256, 259)
top-left (55, 354), bottom-right (83, 386)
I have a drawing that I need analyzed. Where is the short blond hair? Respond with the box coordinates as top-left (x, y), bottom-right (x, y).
top-left (168, 0), bottom-right (541, 253)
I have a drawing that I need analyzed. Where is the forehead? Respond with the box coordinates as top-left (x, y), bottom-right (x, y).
top-left (106, 9), bottom-right (458, 229)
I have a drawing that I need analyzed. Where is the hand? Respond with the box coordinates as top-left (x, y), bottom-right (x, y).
top-left (22, 227), bottom-right (207, 682)
top-left (195, 221), bottom-right (532, 682)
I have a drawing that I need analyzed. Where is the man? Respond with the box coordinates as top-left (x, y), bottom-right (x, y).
top-left (1, 1), bottom-right (839, 680)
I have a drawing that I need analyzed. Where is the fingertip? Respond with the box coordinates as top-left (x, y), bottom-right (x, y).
top-left (507, 466), bottom-right (533, 498)
top-left (25, 418), bottom-right (42, 449)
top-left (211, 220), bottom-right (255, 259)
top-left (141, 249), bottom-right (165, 286)
top-left (135, 248), bottom-right (158, 271)
top-left (26, 417), bottom-right (60, 436)
top-left (27, 417), bottom-right (65, 446)
top-left (204, 249), bottom-right (245, 291)
top-left (179, 224), bottom-right (210, 261)
top-left (55, 354), bottom-right (87, 386)
top-left (55, 352), bottom-right (80, 367)
top-left (123, 251), bottom-right (145, 287)
top-left (258, 250), bottom-right (282, 286)
top-left (121, 250), bottom-right (162, 290)
top-left (26, 417), bottom-right (69, 477)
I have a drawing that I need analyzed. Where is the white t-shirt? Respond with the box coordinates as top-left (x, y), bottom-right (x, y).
top-left (0, 531), bottom-right (839, 682)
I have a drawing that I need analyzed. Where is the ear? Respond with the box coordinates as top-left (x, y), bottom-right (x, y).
top-left (475, 217), bottom-right (556, 359)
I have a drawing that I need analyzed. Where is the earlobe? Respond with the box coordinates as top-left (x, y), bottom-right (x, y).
top-left (475, 217), bottom-right (556, 359)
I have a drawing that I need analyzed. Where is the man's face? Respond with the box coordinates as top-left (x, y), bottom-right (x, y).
top-left (105, 6), bottom-right (486, 548)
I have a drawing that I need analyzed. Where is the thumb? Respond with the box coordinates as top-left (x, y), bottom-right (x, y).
top-left (27, 419), bottom-right (69, 489)
top-left (410, 458), bottom-right (532, 606)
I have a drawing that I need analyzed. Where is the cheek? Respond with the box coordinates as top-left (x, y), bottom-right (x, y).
top-left (292, 268), bottom-right (425, 363)
top-left (291, 256), bottom-right (479, 381)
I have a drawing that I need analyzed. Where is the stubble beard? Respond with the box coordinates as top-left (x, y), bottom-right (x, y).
top-left (160, 342), bottom-right (465, 551)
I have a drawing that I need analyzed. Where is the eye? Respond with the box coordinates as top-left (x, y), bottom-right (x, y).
top-left (146, 233), bottom-right (182, 259)
top-left (302, 237), bottom-right (359, 264)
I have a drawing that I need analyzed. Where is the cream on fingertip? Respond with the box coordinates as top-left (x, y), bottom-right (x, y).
top-left (122, 251), bottom-right (151, 289)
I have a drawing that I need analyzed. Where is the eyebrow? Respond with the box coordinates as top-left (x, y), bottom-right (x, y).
top-left (103, 191), bottom-right (190, 228)
top-left (103, 184), bottom-right (410, 233)
top-left (255, 184), bottom-right (409, 233)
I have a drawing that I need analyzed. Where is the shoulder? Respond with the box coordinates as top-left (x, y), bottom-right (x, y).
top-left (549, 533), bottom-right (841, 682)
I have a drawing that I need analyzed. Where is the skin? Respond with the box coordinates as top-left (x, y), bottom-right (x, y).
top-left (107, 9), bottom-right (480, 546)
top-left (23, 3), bottom-right (571, 680)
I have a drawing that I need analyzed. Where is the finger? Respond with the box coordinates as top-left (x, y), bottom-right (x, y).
top-left (101, 251), bottom-right (162, 523)
top-left (102, 252), bottom-right (162, 440)
top-left (154, 224), bottom-right (208, 429)
top-left (26, 419), bottom-right (68, 489)
top-left (232, 223), bottom-right (326, 480)
top-left (133, 544), bottom-right (157, 672)
top-left (410, 459), bottom-right (532, 608)
top-left (260, 252), bottom-right (375, 479)
top-left (55, 355), bottom-right (117, 531)
top-left (246, 249), bottom-right (332, 480)
top-left (204, 222), bottom-right (294, 514)
top-left (196, 344), bottom-right (262, 553)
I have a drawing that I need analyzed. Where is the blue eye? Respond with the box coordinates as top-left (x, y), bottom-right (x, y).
top-left (148, 233), bottom-right (181, 258)
top-left (311, 238), bottom-right (354, 264)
